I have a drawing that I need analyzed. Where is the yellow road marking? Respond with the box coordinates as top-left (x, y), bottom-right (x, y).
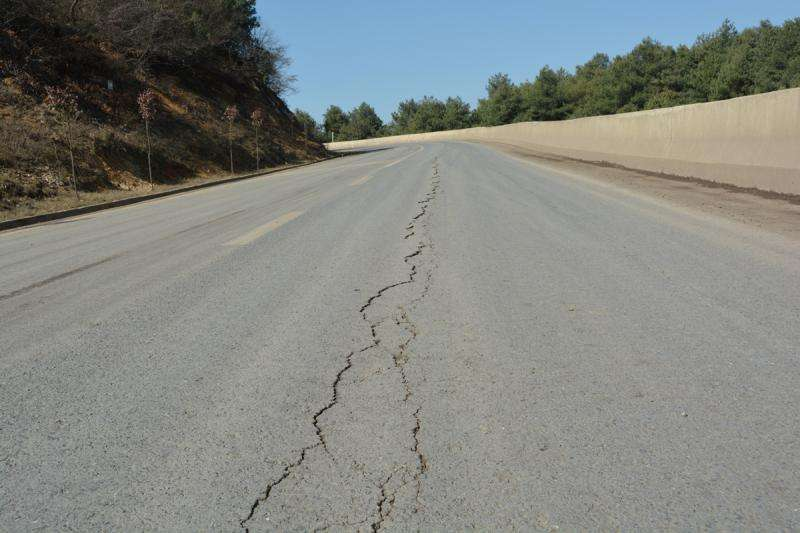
top-left (59, 213), bottom-right (96, 222)
top-left (350, 145), bottom-right (425, 186)
top-left (350, 175), bottom-right (372, 186)
top-left (224, 211), bottom-right (303, 246)
top-left (383, 145), bottom-right (425, 168)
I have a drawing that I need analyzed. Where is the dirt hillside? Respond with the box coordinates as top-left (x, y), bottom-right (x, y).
top-left (0, 24), bottom-right (325, 219)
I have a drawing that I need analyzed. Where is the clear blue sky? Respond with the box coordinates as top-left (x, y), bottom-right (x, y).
top-left (255, 0), bottom-right (798, 123)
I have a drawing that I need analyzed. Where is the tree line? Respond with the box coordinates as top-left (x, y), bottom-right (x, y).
top-left (314, 18), bottom-right (800, 141)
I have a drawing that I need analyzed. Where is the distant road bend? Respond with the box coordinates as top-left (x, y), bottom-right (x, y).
top-left (1, 142), bottom-right (799, 530)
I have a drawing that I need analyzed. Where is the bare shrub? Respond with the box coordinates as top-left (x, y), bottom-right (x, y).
top-left (137, 88), bottom-right (157, 187)
top-left (250, 108), bottom-right (264, 170)
top-left (223, 104), bottom-right (239, 174)
top-left (43, 86), bottom-right (81, 199)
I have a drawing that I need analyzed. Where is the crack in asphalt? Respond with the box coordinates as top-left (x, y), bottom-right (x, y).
top-left (313, 349), bottom-right (357, 455)
top-left (412, 406), bottom-right (428, 512)
top-left (239, 443), bottom-right (314, 530)
top-left (371, 472), bottom-right (396, 532)
top-left (371, 474), bottom-right (397, 532)
top-left (239, 342), bottom-right (376, 531)
top-left (366, 160), bottom-right (440, 530)
top-left (392, 310), bottom-right (429, 512)
top-left (393, 309), bottom-right (417, 401)
top-left (241, 159), bottom-right (441, 531)
top-left (370, 467), bottom-right (414, 532)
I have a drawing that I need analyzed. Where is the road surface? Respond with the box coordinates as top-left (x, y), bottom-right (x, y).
top-left (1, 142), bottom-right (799, 530)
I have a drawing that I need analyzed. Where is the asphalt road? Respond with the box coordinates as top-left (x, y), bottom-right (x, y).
top-left (1, 142), bottom-right (799, 531)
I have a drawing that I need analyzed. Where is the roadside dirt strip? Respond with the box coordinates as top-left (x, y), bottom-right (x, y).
top-left (0, 157), bottom-right (342, 232)
top-left (242, 159), bottom-right (441, 532)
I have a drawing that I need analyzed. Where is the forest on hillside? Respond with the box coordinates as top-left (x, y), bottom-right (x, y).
top-left (312, 18), bottom-right (800, 141)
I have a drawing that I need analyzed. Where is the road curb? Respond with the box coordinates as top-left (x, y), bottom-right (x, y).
top-left (0, 155), bottom-right (343, 232)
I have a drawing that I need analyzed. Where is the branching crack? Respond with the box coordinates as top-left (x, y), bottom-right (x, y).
top-left (240, 344), bottom-right (376, 531)
top-left (370, 468), bottom-right (412, 532)
top-left (371, 473), bottom-right (396, 532)
top-left (241, 158), bottom-right (441, 532)
top-left (366, 159), bottom-right (439, 530)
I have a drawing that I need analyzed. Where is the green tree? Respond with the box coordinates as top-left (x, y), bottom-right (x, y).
top-left (774, 18), bottom-right (800, 88)
top-left (602, 38), bottom-right (684, 112)
top-left (689, 19), bottom-right (740, 101)
top-left (740, 19), bottom-right (800, 94)
top-left (388, 96), bottom-right (472, 134)
top-left (442, 97), bottom-right (473, 130)
top-left (476, 73), bottom-right (522, 126)
top-left (411, 97), bottom-right (447, 132)
top-left (343, 102), bottom-right (383, 140)
top-left (390, 99), bottom-right (420, 133)
top-left (294, 109), bottom-right (323, 143)
top-left (323, 105), bottom-right (349, 141)
top-left (518, 66), bottom-right (572, 121)
top-left (564, 53), bottom-right (617, 117)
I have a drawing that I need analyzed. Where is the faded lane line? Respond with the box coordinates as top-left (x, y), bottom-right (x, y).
top-left (383, 145), bottom-right (425, 168)
top-left (350, 145), bottom-right (425, 186)
top-left (0, 154), bottom-right (408, 238)
top-left (224, 211), bottom-right (303, 246)
top-left (43, 213), bottom-right (97, 224)
top-left (350, 175), bottom-right (372, 186)
top-left (334, 161), bottom-right (388, 170)
top-left (2, 170), bottom-right (309, 239)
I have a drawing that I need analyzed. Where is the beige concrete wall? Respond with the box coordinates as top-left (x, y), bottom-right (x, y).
top-left (327, 88), bottom-right (800, 195)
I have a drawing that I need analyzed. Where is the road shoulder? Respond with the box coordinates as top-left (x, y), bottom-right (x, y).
top-left (479, 140), bottom-right (800, 242)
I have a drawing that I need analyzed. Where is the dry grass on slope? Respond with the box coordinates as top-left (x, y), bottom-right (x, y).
top-left (0, 27), bottom-right (325, 220)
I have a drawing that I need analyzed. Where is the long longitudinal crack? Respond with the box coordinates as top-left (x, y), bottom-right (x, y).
top-left (366, 160), bottom-right (440, 530)
top-left (412, 406), bottom-right (428, 511)
top-left (241, 158), bottom-right (440, 531)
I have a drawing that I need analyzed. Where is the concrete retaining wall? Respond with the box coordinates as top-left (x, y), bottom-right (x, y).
top-left (327, 89), bottom-right (800, 195)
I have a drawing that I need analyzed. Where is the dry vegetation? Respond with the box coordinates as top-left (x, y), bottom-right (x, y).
top-left (1, 1), bottom-right (325, 220)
